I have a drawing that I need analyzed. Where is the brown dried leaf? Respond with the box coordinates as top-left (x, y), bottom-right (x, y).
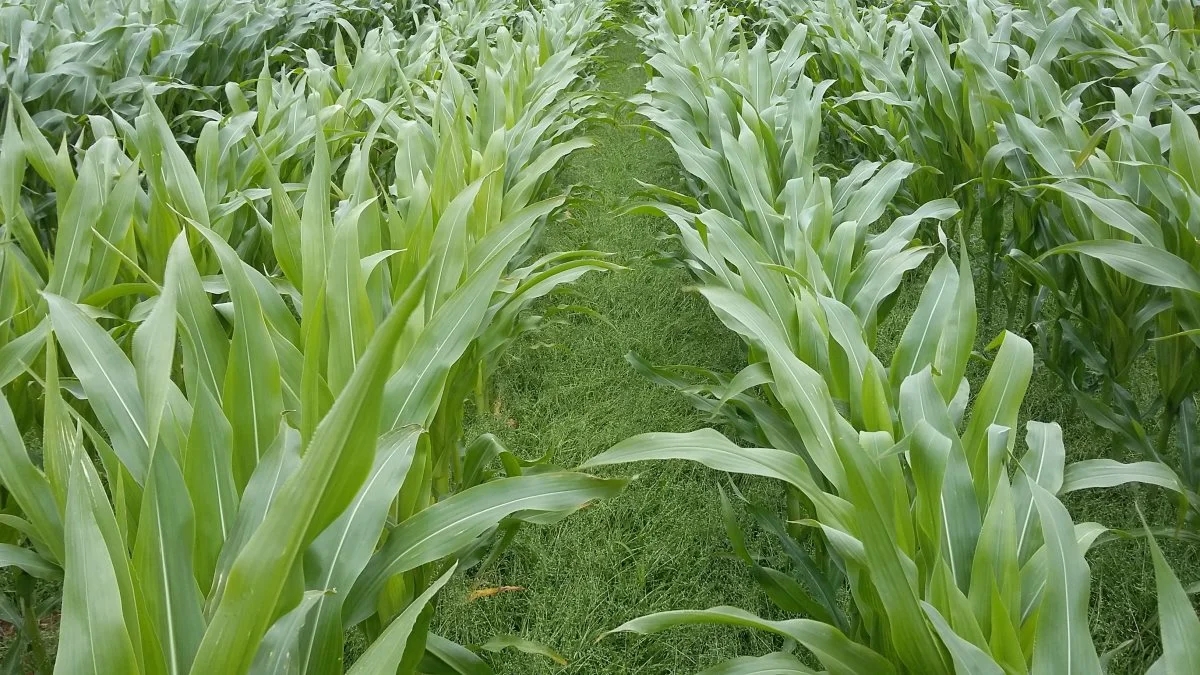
top-left (467, 585), bottom-right (525, 602)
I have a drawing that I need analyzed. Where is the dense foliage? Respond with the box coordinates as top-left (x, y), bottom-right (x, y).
top-left (0, 0), bottom-right (623, 672)
top-left (585, 1), bottom-right (1200, 673)
top-left (1, 0), bottom-right (1199, 672)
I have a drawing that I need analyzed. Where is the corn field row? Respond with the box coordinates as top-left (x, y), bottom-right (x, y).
top-left (584, 1), bottom-right (1200, 673)
top-left (1, 0), bottom-right (624, 671)
top-left (0, 0), bottom-right (1199, 673)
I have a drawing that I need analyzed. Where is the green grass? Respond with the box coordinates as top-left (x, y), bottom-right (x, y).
top-left (432, 27), bottom-right (1200, 675)
top-left (430, 35), bottom-right (786, 673)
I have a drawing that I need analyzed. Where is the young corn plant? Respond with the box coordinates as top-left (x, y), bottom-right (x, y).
top-left (762, 0), bottom-right (1022, 223)
top-left (0, 0), bottom-right (624, 670)
top-left (628, 1), bottom-right (960, 540)
top-left (993, 79), bottom-right (1200, 517)
top-left (763, 1), bottom-right (1200, 478)
top-left (0, 0), bottom-right (502, 252)
top-left (0, 0), bottom-right (609, 370)
top-left (765, 0), bottom-right (1124, 301)
top-left (586, 269), bottom-right (1200, 674)
top-left (1053, 0), bottom-right (1200, 112)
top-left (587, 3), bottom-right (1200, 672)
top-left (631, 0), bottom-right (959, 341)
top-left (0, 0), bottom-right (403, 131)
top-left (0, 232), bottom-right (625, 673)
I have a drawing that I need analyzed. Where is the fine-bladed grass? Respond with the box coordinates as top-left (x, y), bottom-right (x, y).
top-left (431, 35), bottom-right (784, 673)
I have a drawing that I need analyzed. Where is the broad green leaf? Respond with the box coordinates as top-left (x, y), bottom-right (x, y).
top-left (819, 296), bottom-right (876, 425)
top-left (192, 251), bottom-right (432, 667)
top-left (421, 633), bottom-right (493, 675)
top-left (133, 447), bottom-right (205, 675)
top-left (297, 427), bottom-right (422, 673)
top-left (426, 175), bottom-right (490, 313)
top-left (326, 199), bottom-right (378, 395)
top-left (0, 105), bottom-right (47, 275)
top-left (1031, 8), bottom-right (1080, 67)
top-left (249, 590), bottom-right (328, 675)
top-left (14, 98), bottom-right (73, 197)
top-left (1061, 459), bottom-right (1193, 503)
top-left (255, 139), bottom-right (302, 288)
top-left (381, 229), bottom-right (529, 431)
top-left (968, 473), bottom-right (1021, 667)
top-left (582, 429), bottom-right (830, 511)
top-left (837, 424), bottom-right (950, 673)
top-left (933, 233), bottom-right (976, 403)
top-left (607, 606), bottom-right (894, 675)
top-left (191, 267), bottom-right (435, 673)
top-left (910, 419), bottom-right (980, 593)
top-left (696, 285), bottom-right (846, 490)
top-left (184, 385), bottom-right (239, 594)
top-left (138, 97), bottom-right (209, 228)
top-left (0, 393), bottom-right (63, 562)
top-left (1042, 181), bottom-right (1163, 248)
top-left (847, 244), bottom-right (935, 328)
top-left (961, 333), bottom-right (1032, 504)
top-left (1171, 104), bottom-right (1200, 194)
top-left (697, 652), bottom-right (817, 674)
top-left (346, 565), bottom-right (458, 675)
top-left (477, 635), bottom-right (567, 666)
top-left (165, 235), bottom-right (228, 400)
top-left (207, 425), bottom-right (301, 615)
top-left (45, 144), bottom-right (106, 301)
top-left (44, 293), bottom-right (150, 484)
top-left (344, 473), bottom-right (627, 626)
top-left (1029, 484), bottom-right (1101, 675)
top-left (133, 283), bottom-right (178, 455)
top-left (1145, 528), bottom-right (1200, 674)
top-left (921, 601), bottom-right (1005, 675)
top-left (81, 160), bottom-right (140, 301)
top-left (192, 224), bottom-right (284, 490)
top-left (0, 544), bottom-right (60, 580)
top-left (54, 454), bottom-right (139, 675)
top-left (301, 125), bottom-right (332, 297)
top-left (503, 138), bottom-right (594, 213)
top-left (1039, 240), bottom-right (1200, 294)
top-left (1014, 422), bottom-right (1066, 564)
top-left (890, 253), bottom-right (957, 394)
top-left (840, 160), bottom-right (915, 229)
top-left (0, 320), bottom-right (48, 388)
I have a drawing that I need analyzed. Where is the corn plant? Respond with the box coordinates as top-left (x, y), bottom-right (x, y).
top-left (0, 0), bottom-right (406, 131)
top-left (587, 287), bottom-right (1200, 674)
top-left (989, 81), bottom-right (1200, 513)
top-left (0, 0), bottom-right (624, 670)
top-left (0, 0), bottom-right (609, 353)
top-left (0, 234), bottom-right (626, 673)
top-left (581, 3), bottom-right (1200, 672)
top-left (0, 0), bottom-right (510, 251)
top-left (760, 1), bottom-right (1009, 218)
top-left (763, 0), bottom-right (1168, 305)
top-left (628, 0), bottom-right (960, 530)
top-left (754, 1), bottom-right (1200, 480)
top-left (1046, 0), bottom-right (1200, 112)
top-left (631, 0), bottom-right (959, 340)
